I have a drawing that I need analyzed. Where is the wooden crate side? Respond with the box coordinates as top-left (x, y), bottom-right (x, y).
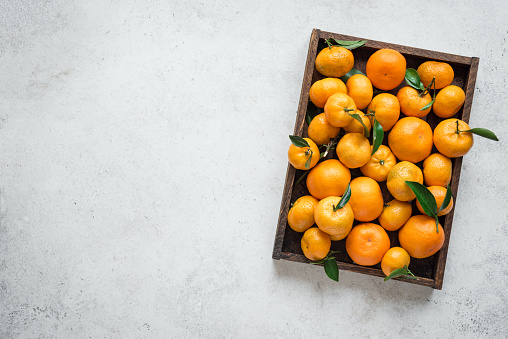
top-left (318, 30), bottom-right (473, 65)
top-left (273, 29), bottom-right (321, 259)
top-left (280, 252), bottom-right (435, 287)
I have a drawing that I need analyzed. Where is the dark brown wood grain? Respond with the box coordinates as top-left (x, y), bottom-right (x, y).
top-left (272, 29), bottom-right (320, 260)
top-left (273, 28), bottom-right (480, 289)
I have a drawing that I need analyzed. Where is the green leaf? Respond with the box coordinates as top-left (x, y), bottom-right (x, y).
top-left (289, 135), bottom-right (309, 148)
top-left (463, 128), bottom-right (499, 141)
top-left (331, 39), bottom-right (362, 46)
top-left (304, 151), bottom-right (313, 169)
top-left (420, 99), bottom-right (435, 111)
top-left (334, 183), bottom-right (351, 211)
top-left (438, 183), bottom-right (453, 214)
top-left (340, 68), bottom-right (365, 83)
top-left (330, 39), bottom-right (366, 50)
top-left (371, 119), bottom-right (384, 155)
top-left (349, 113), bottom-right (370, 138)
top-left (324, 257), bottom-right (339, 282)
top-left (405, 68), bottom-right (424, 90)
top-left (305, 149), bottom-right (314, 169)
top-left (405, 181), bottom-right (438, 218)
top-left (305, 101), bottom-right (321, 126)
top-left (384, 266), bottom-right (417, 281)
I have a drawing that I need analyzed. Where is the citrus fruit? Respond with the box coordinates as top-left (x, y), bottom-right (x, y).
top-left (386, 161), bottom-right (424, 201)
top-left (314, 196), bottom-right (354, 240)
top-left (417, 61), bottom-right (454, 89)
top-left (346, 223), bottom-right (391, 266)
top-left (335, 133), bottom-right (371, 168)
top-left (433, 85), bottom-right (465, 118)
top-left (433, 119), bottom-right (473, 158)
top-left (309, 78), bottom-right (348, 108)
top-left (329, 233), bottom-right (345, 241)
top-left (301, 227), bottom-right (331, 261)
top-left (345, 74), bottom-right (373, 109)
top-left (423, 153), bottom-right (452, 187)
top-left (288, 137), bottom-right (320, 170)
top-left (398, 215), bottom-right (445, 259)
top-left (378, 199), bottom-right (413, 231)
top-left (367, 93), bottom-right (400, 131)
top-left (324, 92), bottom-right (357, 127)
top-left (416, 185), bottom-right (454, 216)
top-left (315, 46), bottom-right (354, 78)
top-left (365, 49), bottom-right (406, 90)
top-left (388, 117), bottom-right (433, 163)
top-left (306, 159), bottom-right (351, 200)
top-left (360, 145), bottom-right (397, 182)
top-left (343, 110), bottom-right (371, 136)
top-left (287, 195), bottom-right (320, 233)
top-left (308, 113), bottom-right (341, 146)
top-left (397, 86), bottom-right (432, 118)
top-left (381, 247), bottom-right (411, 276)
top-left (348, 177), bottom-right (384, 222)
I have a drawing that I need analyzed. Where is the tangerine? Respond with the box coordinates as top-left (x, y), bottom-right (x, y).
top-left (288, 137), bottom-right (320, 170)
top-left (346, 223), bottom-right (391, 266)
top-left (388, 117), bottom-right (433, 163)
top-left (315, 46), bottom-right (354, 78)
top-left (287, 195), bottom-right (320, 233)
top-left (309, 78), bottom-right (348, 108)
top-left (306, 159), bottom-right (351, 200)
top-left (366, 49), bottom-right (406, 90)
top-left (398, 215), bottom-right (445, 259)
top-left (433, 119), bottom-right (473, 158)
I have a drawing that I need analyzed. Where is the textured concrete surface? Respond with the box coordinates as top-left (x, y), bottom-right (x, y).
top-left (1, 0), bottom-right (507, 338)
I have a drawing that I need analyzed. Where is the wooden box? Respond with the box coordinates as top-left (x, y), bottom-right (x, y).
top-left (272, 29), bottom-right (479, 289)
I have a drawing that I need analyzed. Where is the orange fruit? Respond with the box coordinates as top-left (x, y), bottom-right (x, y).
top-left (287, 195), bottom-right (320, 232)
top-left (386, 161), bottom-right (424, 201)
top-left (433, 85), bottom-right (466, 118)
top-left (367, 93), bottom-right (400, 131)
top-left (433, 119), bottom-right (473, 158)
top-left (306, 159), bottom-right (351, 200)
top-left (378, 199), bottom-right (412, 231)
top-left (329, 233), bottom-right (345, 241)
top-left (417, 61), bottom-right (454, 89)
top-left (309, 78), bottom-right (348, 108)
top-left (360, 145), bottom-right (397, 182)
top-left (335, 133), bottom-right (371, 168)
top-left (314, 196), bottom-right (354, 240)
top-left (388, 117), bottom-right (433, 163)
top-left (365, 49), bottom-right (406, 90)
top-left (301, 227), bottom-right (331, 261)
top-left (398, 215), bottom-right (445, 259)
top-left (315, 46), bottom-right (354, 78)
top-left (308, 113), bottom-right (341, 146)
top-left (348, 177), bottom-right (384, 222)
top-left (397, 86), bottom-right (432, 118)
top-left (416, 185), bottom-right (454, 216)
top-left (343, 110), bottom-right (371, 136)
top-left (324, 92), bottom-right (357, 127)
top-left (423, 153), bottom-right (452, 187)
top-left (345, 74), bottom-right (373, 109)
top-left (288, 137), bottom-right (320, 170)
top-left (381, 247), bottom-right (411, 276)
top-left (345, 223), bottom-right (390, 266)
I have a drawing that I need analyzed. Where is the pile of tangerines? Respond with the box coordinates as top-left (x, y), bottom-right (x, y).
top-left (287, 39), bottom-right (497, 282)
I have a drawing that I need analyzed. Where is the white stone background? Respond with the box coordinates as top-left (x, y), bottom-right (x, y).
top-left (1, 0), bottom-right (507, 338)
